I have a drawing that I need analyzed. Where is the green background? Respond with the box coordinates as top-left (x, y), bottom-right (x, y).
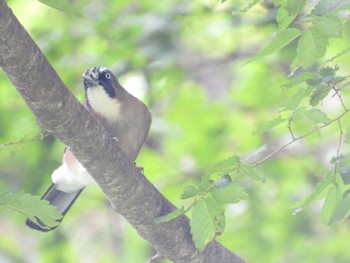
top-left (1, 0), bottom-right (350, 262)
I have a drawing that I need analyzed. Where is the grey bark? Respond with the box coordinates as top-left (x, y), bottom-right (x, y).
top-left (0, 1), bottom-right (245, 262)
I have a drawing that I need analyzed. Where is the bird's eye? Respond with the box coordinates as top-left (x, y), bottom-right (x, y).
top-left (105, 73), bottom-right (111, 79)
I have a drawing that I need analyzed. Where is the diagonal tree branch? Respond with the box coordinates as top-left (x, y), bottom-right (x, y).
top-left (0, 1), bottom-right (245, 262)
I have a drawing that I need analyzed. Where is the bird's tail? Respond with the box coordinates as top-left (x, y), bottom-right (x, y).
top-left (26, 184), bottom-right (83, 232)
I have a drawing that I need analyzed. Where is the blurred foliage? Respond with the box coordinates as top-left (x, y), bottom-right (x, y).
top-left (2, 0), bottom-right (350, 262)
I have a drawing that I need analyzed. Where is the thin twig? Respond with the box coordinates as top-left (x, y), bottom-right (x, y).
top-left (333, 119), bottom-right (343, 175)
top-left (0, 133), bottom-right (50, 148)
top-left (287, 110), bottom-right (297, 140)
top-left (254, 108), bottom-right (350, 166)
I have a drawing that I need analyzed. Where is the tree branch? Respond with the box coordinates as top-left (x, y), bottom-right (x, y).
top-left (0, 1), bottom-right (245, 262)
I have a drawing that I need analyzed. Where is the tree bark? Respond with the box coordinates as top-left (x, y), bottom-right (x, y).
top-left (0, 1), bottom-right (245, 262)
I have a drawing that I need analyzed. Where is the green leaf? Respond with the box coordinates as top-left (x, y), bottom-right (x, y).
top-left (282, 72), bottom-right (316, 89)
top-left (293, 173), bottom-right (332, 209)
top-left (276, 7), bottom-right (297, 31)
top-left (154, 207), bottom-right (186, 223)
top-left (285, 0), bottom-right (306, 15)
top-left (180, 185), bottom-right (203, 199)
top-left (208, 156), bottom-right (240, 176)
top-left (339, 166), bottom-right (350, 185)
top-left (240, 0), bottom-right (262, 13)
top-left (0, 192), bottom-right (62, 228)
top-left (211, 182), bottom-right (248, 203)
top-left (311, 0), bottom-right (350, 16)
top-left (240, 163), bottom-right (266, 182)
top-left (297, 108), bottom-right (330, 124)
top-left (282, 86), bottom-right (313, 111)
top-left (273, 0), bottom-right (285, 7)
top-left (246, 28), bottom-right (301, 64)
top-left (253, 116), bottom-right (287, 135)
top-left (190, 198), bottom-right (225, 252)
top-left (38, 0), bottom-right (83, 17)
top-left (309, 84), bottom-right (331, 106)
top-left (295, 28), bottom-right (329, 69)
top-left (315, 15), bottom-right (343, 38)
top-left (322, 184), bottom-right (342, 225)
top-left (199, 175), bottom-right (212, 191)
top-left (329, 195), bottom-right (350, 225)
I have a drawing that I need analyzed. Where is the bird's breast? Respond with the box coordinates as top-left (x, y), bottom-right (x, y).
top-left (86, 86), bottom-right (122, 122)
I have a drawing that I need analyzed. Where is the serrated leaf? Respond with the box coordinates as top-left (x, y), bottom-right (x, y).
top-left (295, 28), bottom-right (329, 69)
top-left (253, 116), bottom-right (287, 135)
top-left (320, 66), bottom-right (337, 79)
top-left (241, 163), bottom-right (266, 182)
top-left (190, 198), bottom-right (225, 252)
top-left (298, 108), bottom-right (330, 124)
top-left (282, 72), bottom-right (316, 89)
top-left (38, 0), bottom-right (83, 17)
top-left (180, 185), bottom-right (202, 199)
top-left (276, 7), bottom-right (297, 31)
top-left (322, 184), bottom-right (342, 225)
top-left (309, 84), bottom-right (331, 106)
top-left (293, 173), bottom-right (332, 209)
top-left (154, 207), bottom-right (186, 223)
top-left (211, 182), bottom-right (248, 203)
top-left (0, 192), bottom-right (62, 228)
top-left (208, 156), bottom-right (240, 176)
top-left (246, 28), bottom-right (301, 64)
top-left (315, 15), bottom-right (343, 38)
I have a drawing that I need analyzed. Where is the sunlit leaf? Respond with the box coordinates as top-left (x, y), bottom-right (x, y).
top-left (180, 185), bottom-right (202, 199)
top-left (0, 192), bottom-right (61, 228)
top-left (328, 194), bottom-right (350, 225)
top-left (294, 173), bottom-right (332, 209)
top-left (246, 28), bottom-right (301, 64)
top-left (211, 182), bottom-right (248, 203)
top-left (240, 163), bottom-right (266, 182)
top-left (276, 7), bottom-right (297, 31)
top-left (240, 0), bottom-right (262, 13)
top-left (253, 116), bottom-right (287, 134)
top-left (282, 86), bottom-right (313, 111)
top-left (285, 0), bottom-right (306, 15)
top-left (190, 198), bottom-right (225, 252)
top-left (297, 108), bottom-right (330, 124)
top-left (208, 156), bottom-right (240, 176)
top-left (315, 15), bottom-right (343, 38)
top-left (282, 72), bottom-right (316, 89)
top-left (38, 0), bottom-right (83, 17)
top-left (322, 184), bottom-right (343, 225)
top-left (295, 28), bottom-right (328, 69)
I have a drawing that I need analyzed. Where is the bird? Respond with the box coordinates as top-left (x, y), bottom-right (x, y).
top-left (26, 66), bottom-right (152, 232)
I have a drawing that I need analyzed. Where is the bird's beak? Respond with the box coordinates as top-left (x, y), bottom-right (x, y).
top-left (83, 68), bottom-right (99, 87)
